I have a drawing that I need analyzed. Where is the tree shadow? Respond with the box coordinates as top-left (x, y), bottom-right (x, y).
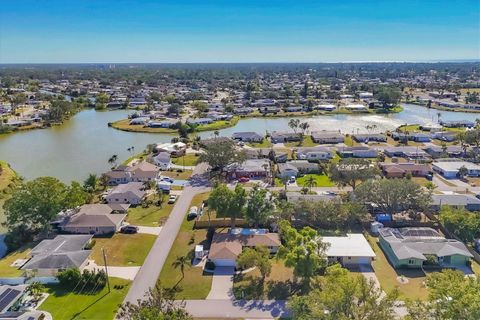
top-left (72, 291), bottom-right (109, 319)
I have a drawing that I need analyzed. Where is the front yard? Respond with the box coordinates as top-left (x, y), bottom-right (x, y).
top-left (233, 260), bottom-right (297, 299)
top-left (161, 170), bottom-right (193, 180)
top-left (172, 154), bottom-right (199, 166)
top-left (127, 202), bottom-right (174, 226)
top-left (284, 136), bottom-right (317, 147)
top-left (296, 173), bottom-right (334, 187)
top-left (366, 234), bottom-right (429, 300)
top-left (90, 233), bottom-right (156, 266)
top-left (40, 277), bottom-right (131, 320)
top-left (157, 192), bottom-right (213, 299)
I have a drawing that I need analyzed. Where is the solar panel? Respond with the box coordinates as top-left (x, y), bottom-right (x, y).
top-left (0, 289), bottom-right (21, 312)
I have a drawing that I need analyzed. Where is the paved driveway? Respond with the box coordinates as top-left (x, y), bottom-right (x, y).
top-left (85, 261), bottom-right (140, 281)
top-left (137, 226), bottom-right (162, 235)
top-left (184, 299), bottom-right (289, 319)
top-left (206, 266), bottom-right (235, 300)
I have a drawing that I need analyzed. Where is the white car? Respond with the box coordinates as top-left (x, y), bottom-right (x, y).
top-left (168, 195), bottom-right (177, 204)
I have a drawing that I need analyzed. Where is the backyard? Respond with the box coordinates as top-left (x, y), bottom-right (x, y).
top-left (0, 243), bottom-right (33, 277)
top-left (296, 173), bottom-right (334, 187)
top-left (157, 192), bottom-right (213, 299)
top-left (90, 233), bottom-right (156, 266)
top-left (40, 277), bottom-right (131, 320)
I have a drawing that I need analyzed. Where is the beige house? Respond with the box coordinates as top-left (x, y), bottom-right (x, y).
top-left (60, 204), bottom-right (128, 235)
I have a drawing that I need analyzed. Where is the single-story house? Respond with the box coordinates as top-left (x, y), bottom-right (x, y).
top-left (104, 161), bottom-right (160, 185)
top-left (21, 235), bottom-right (93, 276)
top-left (337, 146), bottom-right (378, 158)
top-left (153, 152), bottom-right (171, 170)
top-left (432, 161), bottom-right (480, 178)
top-left (344, 104), bottom-right (368, 112)
top-left (322, 234), bottom-right (376, 266)
top-left (270, 131), bottom-right (302, 143)
top-left (431, 194), bottom-right (480, 211)
top-left (187, 118), bottom-right (214, 125)
top-left (314, 104), bottom-right (336, 111)
top-left (379, 227), bottom-right (473, 269)
top-left (380, 163), bottom-right (430, 178)
top-left (105, 182), bottom-right (146, 205)
top-left (433, 131), bottom-right (457, 142)
top-left (440, 120), bottom-right (475, 128)
top-left (310, 131), bottom-right (344, 144)
top-left (286, 191), bottom-right (338, 203)
top-left (155, 142), bottom-right (187, 156)
top-left (424, 146), bottom-right (463, 158)
top-left (208, 231), bottom-right (281, 267)
top-left (129, 117), bottom-right (150, 125)
top-left (352, 134), bottom-right (387, 143)
top-left (232, 132), bottom-right (264, 143)
top-left (382, 146), bottom-right (430, 160)
top-left (277, 163), bottom-right (299, 179)
top-left (234, 107), bottom-right (254, 115)
top-left (285, 106), bottom-right (304, 112)
top-left (59, 204), bottom-right (127, 235)
top-left (296, 147), bottom-right (334, 161)
top-left (226, 159), bottom-right (271, 180)
top-left (284, 160), bottom-right (320, 174)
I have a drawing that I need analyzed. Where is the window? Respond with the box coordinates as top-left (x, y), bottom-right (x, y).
top-left (408, 259), bottom-right (414, 264)
top-left (347, 257), bottom-right (351, 260)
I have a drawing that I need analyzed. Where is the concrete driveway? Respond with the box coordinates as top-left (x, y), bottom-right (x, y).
top-left (137, 226), bottom-right (162, 235)
top-left (85, 261), bottom-right (140, 280)
top-left (206, 266), bottom-right (235, 300)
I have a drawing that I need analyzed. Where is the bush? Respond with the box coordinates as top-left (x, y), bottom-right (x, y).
top-left (84, 239), bottom-right (96, 250)
top-left (57, 268), bottom-right (107, 292)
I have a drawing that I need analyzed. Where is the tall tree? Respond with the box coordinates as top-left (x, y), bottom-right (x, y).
top-left (198, 139), bottom-right (245, 176)
top-left (289, 264), bottom-right (399, 320)
top-left (277, 221), bottom-right (328, 287)
top-left (237, 246), bottom-right (272, 284)
top-left (118, 284), bottom-right (192, 320)
top-left (329, 158), bottom-right (378, 190)
top-left (208, 184), bottom-right (246, 228)
top-left (354, 178), bottom-right (431, 217)
top-left (244, 186), bottom-right (274, 228)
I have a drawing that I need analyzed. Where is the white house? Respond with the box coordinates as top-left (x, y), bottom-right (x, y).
top-left (432, 161), bottom-right (480, 178)
top-left (322, 234), bottom-right (376, 266)
top-left (153, 152), bottom-right (171, 170)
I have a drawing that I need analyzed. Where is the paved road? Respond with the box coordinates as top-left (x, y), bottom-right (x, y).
top-left (124, 164), bottom-right (210, 304)
top-left (184, 299), bottom-right (289, 319)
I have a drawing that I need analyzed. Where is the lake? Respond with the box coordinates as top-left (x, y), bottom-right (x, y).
top-left (0, 104), bottom-right (478, 182)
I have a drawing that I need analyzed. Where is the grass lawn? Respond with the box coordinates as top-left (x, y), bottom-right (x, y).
top-left (157, 192), bottom-right (213, 299)
top-left (247, 138), bottom-right (272, 148)
top-left (127, 203), bottom-right (174, 226)
top-left (162, 170), bottom-right (193, 180)
top-left (90, 233), bottom-right (156, 266)
top-left (0, 243), bottom-right (33, 277)
top-left (195, 116), bottom-right (239, 131)
top-left (296, 174), bottom-right (334, 187)
top-left (40, 277), bottom-right (130, 320)
top-left (111, 119), bottom-right (177, 134)
top-left (344, 135), bottom-right (356, 147)
top-left (471, 258), bottom-right (480, 276)
top-left (284, 136), bottom-right (317, 147)
top-left (172, 154), bottom-right (199, 166)
top-left (233, 260), bottom-right (297, 299)
top-left (366, 234), bottom-right (429, 300)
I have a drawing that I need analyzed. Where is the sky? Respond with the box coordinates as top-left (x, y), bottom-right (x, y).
top-left (0, 0), bottom-right (479, 63)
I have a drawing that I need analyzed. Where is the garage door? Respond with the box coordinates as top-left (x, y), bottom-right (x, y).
top-left (358, 257), bottom-right (371, 265)
top-left (213, 259), bottom-right (236, 267)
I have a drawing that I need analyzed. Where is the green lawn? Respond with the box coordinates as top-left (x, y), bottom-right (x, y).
top-left (296, 174), bottom-right (334, 187)
top-left (111, 119), bottom-right (177, 134)
top-left (344, 135), bottom-right (356, 147)
top-left (172, 154), bottom-right (199, 166)
top-left (157, 192), bottom-right (213, 299)
top-left (127, 203), bottom-right (174, 226)
top-left (0, 243), bottom-right (33, 277)
top-left (40, 277), bottom-right (131, 320)
top-left (284, 136), bottom-right (317, 147)
top-left (162, 170), bottom-right (193, 180)
top-left (195, 116), bottom-right (239, 131)
top-left (90, 233), bottom-right (156, 266)
top-left (366, 235), bottom-right (429, 300)
top-left (247, 138), bottom-right (272, 148)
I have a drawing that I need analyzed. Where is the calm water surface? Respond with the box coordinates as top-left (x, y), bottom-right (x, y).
top-left (0, 104), bottom-right (478, 182)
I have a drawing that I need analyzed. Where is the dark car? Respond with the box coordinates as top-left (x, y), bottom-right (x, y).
top-left (120, 225), bottom-right (139, 234)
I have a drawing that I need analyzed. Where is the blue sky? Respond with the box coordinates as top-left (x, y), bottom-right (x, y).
top-left (0, 0), bottom-right (479, 63)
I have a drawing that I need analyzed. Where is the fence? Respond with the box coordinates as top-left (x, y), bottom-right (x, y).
top-left (0, 277), bottom-right (59, 285)
top-left (194, 218), bottom-right (249, 229)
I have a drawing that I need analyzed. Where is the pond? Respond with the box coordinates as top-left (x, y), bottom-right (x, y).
top-left (0, 104), bottom-right (478, 182)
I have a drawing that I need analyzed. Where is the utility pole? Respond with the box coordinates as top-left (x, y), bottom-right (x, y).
top-left (102, 248), bottom-right (111, 293)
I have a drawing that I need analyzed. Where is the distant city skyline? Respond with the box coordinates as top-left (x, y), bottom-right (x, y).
top-left (1, 0), bottom-right (479, 63)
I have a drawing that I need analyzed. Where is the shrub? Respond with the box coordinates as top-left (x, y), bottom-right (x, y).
top-left (205, 261), bottom-right (216, 270)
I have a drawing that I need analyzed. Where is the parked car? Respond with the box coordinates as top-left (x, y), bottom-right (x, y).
top-left (121, 225), bottom-right (139, 234)
top-left (238, 177), bottom-right (250, 183)
top-left (289, 176), bottom-right (296, 184)
top-left (162, 177), bottom-right (174, 183)
top-left (187, 206), bottom-right (198, 219)
top-left (426, 173), bottom-right (433, 181)
top-left (168, 195), bottom-right (177, 204)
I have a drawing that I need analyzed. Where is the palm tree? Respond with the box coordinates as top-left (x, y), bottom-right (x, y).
top-left (214, 130), bottom-right (219, 138)
top-left (304, 175), bottom-right (317, 192)
top-left (83, 173), bottom-right (98, 192)
top-left (288, 119), bottom-right (300, 134)
top-left (172, 256), bottom-right (189, 280)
